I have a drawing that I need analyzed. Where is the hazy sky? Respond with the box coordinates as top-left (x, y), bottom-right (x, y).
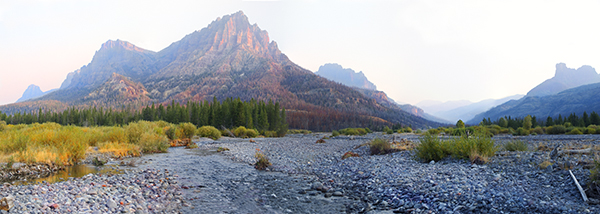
top-left (1, 0), bottom-right (600, 107)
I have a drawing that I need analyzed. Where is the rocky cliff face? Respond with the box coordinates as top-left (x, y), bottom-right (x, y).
top-left (16, 85), bottom-right (45, 103)
top-left (83, 73), bottom-right (150, 103)
top-left (315, 63), bottom-right (377, 90)
top-left (527, 63), bottom-right (600, 97)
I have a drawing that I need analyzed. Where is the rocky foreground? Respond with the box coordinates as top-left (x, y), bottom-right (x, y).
top-left (1, 133), bottom-right (600, 213)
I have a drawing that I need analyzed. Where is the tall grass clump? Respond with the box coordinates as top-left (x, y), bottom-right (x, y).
top-left (138, 132), bottom-right (169, 153)
top-left (414, 131), bottom-right (495, 164)
top-left (414, 134), bottom-right (447, 162)
top-left (370, 138), bottom-right (392, 155)
top-left (504, 140), bottom-right (528, 151)
top-left (197, 126), bottom-right (221, 140)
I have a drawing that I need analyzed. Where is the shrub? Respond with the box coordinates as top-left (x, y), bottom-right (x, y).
top-left (370, 138), bottom-right (392, 155)
top-left (246, 129), bottom-right (259, 138)
top-left (504, 140), bottom-right (528, 151)
top-left (383, 126), bottom-right (392, 134)
top-left (445, 132), bottom-right (495, 161)
top-left (339, 128), bottom-right (367, 136)
top-left (513, 127), bottom-right (529, 136)
top-left (197, 126), bottom-right (221, 140)
top-left (263, 131), bottom-right (277, 137)
top-left (179, 122), bottom-right (197, 139)
top-left (254, 149), bottom-right (271, 170)
top-left (532, 127), bottom-right (544, 135)
top-left (546, 125), bottom-right (566, 134)
top-left (414, 134), bottom-right (447, 162)
top-left (567, 128), bottom-right (583, 135)
top-left (0, 121), bottom-right (6, 132)
top-left (165, 125), bottom-right (178, 140)
top-left (587, 127), bottom-right (597, 134)
top-left (234, 126), bottom-right (248, 138)
top-left (138, 132), bottom-right (170, 153)
top-left (288, 129), bottom-right (312, 134)
top-left (365, 128), bottom-right (372, 133)
top-left (427, 129), bottom-right (441, 135)
top-left (316, 138), bottom-right (326, 144)
top-left (341, 151), bottom-right (360, 160)
top-left (332, 130), bottom-right (340, 137)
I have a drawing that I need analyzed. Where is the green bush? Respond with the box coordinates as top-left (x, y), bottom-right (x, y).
top-left (0, 121), bottom-right (6, 132)
top-left (165, 125), bottom-right (177, 140)
top-left (546, 125), bottom-right (567, 134)
top-left (234, 126), bottom-right (248, 138)
top-left (263, 130), bottom-right (277, 137)
top-left (504, 140), bottom-right (528, 151)
top-left (370, 138), bottom-right (392, 155)
top-left (427, 129), bottom-right (441, 135)
top-left (567, 128), bottom-right (583, 135)
top-left (383, 126), bottom-right (392, 134)
top-left (179, 122), bottom-right (197, 139)
top-left (332, 130), bottom-right (340, 137)
top-left (246, 129), bottom-right (259, 138)
top-left (587, 128), bottom-right (596, 134)
top-left (532, 127), bottom-right (544, 135)
top-left (339, 128), bottom-right (367, 136)
top-left (365, 128), bottom-right (372, 133)
top-left (414, 134), bottom-right (447, 162)
top-left (197, 126), bottom-right (221, 140)
top-left (288, 129), bottom-right (312, 134)
top-left (513, 127), bottom-right (530, 136)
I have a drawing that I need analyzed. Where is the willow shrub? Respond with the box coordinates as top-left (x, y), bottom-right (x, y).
top-left (197, 126), bottom-right (221, 140)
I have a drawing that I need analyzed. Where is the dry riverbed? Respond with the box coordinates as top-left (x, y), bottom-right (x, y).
top-left (2, 133), bottom-right (600, 213)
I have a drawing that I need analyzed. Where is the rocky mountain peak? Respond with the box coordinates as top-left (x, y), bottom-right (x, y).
top-left (100, 39), bottom-right (149, 53)
top-left (203, 11), bottom-right (272, 56)
top-left (527, 63), bottom-right (600, 97)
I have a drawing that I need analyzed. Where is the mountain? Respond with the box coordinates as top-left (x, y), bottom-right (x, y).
top-left (352, 88), bottom-right (449, 124)
top-left (16, 85), bottom-right (57, 103)
top-left (1, 11), bottom-right (440, 131)
top-left (417, 100), bottom-right (473, 114)
top-left (315, 63), bottom-right (377, 90)
top-left (527, 63), bottom-right (600, 97)
top-left (468, 83), bottom-right (600, 124)
top-left (432, 94), bottom-right (524, 124)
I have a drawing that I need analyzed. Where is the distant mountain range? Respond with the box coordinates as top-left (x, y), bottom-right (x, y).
top-left (16, 85), bottom-right (57, 103)
top-left (315, 64), bottom-right (449, 124)
top-left (415, 95), bottom-right (523, 123)
top-left (1, 11), bottom-right (441, 130)
top-left (469, 63), bottom-right (600, 124)
top-left (315, 63), bottom-right (377, 90)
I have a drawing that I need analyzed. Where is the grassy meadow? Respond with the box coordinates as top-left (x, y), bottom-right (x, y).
top-left (0, 121), bottom-right (208, 166)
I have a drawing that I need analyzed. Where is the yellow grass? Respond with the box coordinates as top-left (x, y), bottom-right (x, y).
top-left (98, 142), bottom-right (141, 157)
top-left (0, 121), bottom-right (179, 166)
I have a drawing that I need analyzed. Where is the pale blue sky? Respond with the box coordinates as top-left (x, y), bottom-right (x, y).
top-left (1, 0), bottom-right (600, 106)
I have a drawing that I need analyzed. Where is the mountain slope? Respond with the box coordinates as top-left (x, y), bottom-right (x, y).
top-left (527, 63), bottom-right (600, 97)
top-left (468, 83), bottom-right (600, 124)
top-left (315, 63), bottom-right (377, 90)
top-left (417, 100), bottom-right (473, 114)
top-left (1, 11), bottom-right (440, 130)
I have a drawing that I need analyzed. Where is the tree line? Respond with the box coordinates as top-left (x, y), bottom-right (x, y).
top-left (0, 97), bottom-right (288, 135)
top-left (479, 111), bottom-right (600, 129)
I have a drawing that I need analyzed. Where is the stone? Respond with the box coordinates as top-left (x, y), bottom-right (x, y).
top-left (107, 200), bottom-right (118, 209)
top-left (0, 195), bottom-right (15, 211)
top-left (333, 191), bottom-right (344, 197)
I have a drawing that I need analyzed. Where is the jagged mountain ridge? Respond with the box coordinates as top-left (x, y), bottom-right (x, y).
top-left (432, 95), bottom-right (524, 123)
top-left (2, 11), bottom-right (441, 130)
top-left (527, 63), bottom-right (600, 97)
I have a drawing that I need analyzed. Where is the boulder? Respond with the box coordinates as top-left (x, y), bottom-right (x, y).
top-left (0, 195), bottom-right (14, 211)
